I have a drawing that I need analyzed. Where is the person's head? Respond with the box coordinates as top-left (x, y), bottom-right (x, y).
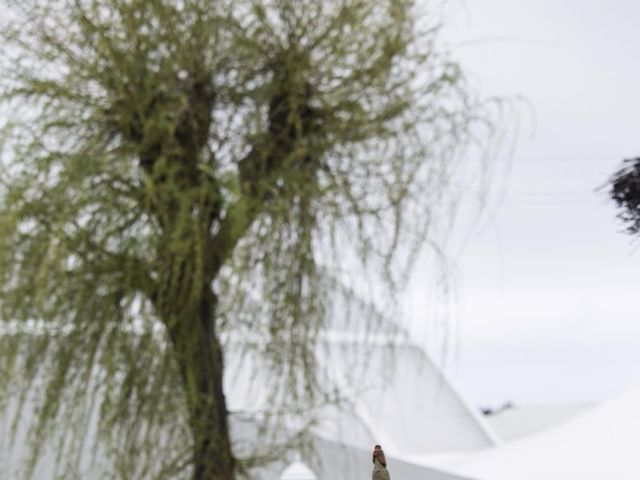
top-left (372, 445), bottom-right (386, 465)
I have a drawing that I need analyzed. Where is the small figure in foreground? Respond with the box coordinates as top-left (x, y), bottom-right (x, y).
top-left (372, 444), bottom-right (390, 480)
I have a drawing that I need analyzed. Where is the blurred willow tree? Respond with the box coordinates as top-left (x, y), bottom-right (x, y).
top-left (0, 0), bottom-right (497, 478)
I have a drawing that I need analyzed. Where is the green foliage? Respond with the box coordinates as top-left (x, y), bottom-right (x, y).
top-left (0, 0), bottom-right (496, 478)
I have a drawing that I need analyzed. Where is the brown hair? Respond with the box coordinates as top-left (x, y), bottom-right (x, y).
top-left (372, 445), bottom-right (387, 467)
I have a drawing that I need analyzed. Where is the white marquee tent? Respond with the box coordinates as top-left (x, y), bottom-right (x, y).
top-left (226, 329), bottom-right (498, 479)
top-left (439, 385), bottom-right (640, 480)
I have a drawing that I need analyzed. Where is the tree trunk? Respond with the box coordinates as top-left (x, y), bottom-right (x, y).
top-left (167, 289), bottom-right (235, 480)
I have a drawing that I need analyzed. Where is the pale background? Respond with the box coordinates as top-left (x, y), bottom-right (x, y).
top-left (406, 0), bottom-right (640, 407)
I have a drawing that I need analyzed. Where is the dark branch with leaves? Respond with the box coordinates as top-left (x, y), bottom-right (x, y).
top-left (610, 157), bottom-right (640, 235)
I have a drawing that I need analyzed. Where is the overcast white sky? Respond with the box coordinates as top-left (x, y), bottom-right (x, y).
top-left (407, 0), bottom-right (640, 406)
